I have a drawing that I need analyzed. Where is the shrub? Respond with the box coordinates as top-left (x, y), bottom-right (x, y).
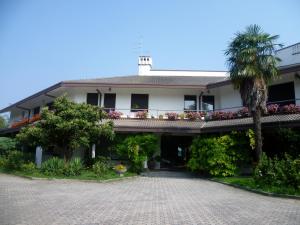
top-left (92, 157), bottom-right (111, 176)
top-left (21, 162), bottom-right (36, 173)
top-left (64, 158), bottom-right (83, 176)
top-left (0, 156), bottom-right (7, 168)
top-left (135, 111), bottom-right (148, 119)
top-left (187, 135), bottom-right (238, 177)
top-left (116, 134), bottom-right (159, 173)
top-left (165, 112), bottom-right (178, 120)
top-left (187, 132), bottom-right (251, 177)
top-left (41, 157), bottom-right (65, 176)
top-left (5, 150), bottom-right (24, 170)
top-left (0, 137), bottom-right (16, 156)
top-left (254, 153), bottom-right (300, 189)
top-left (107, 111), bottom-right (123, 119)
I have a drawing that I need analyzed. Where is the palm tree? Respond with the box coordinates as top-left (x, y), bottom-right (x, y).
top-left (225, 25), bottom-right (282, 162)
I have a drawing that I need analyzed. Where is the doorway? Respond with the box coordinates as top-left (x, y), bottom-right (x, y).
top-left (160, 135), bottom-right (193, 170)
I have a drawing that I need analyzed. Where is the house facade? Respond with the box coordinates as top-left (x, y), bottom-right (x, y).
top-left (1, 43), bottom-right (300, 168)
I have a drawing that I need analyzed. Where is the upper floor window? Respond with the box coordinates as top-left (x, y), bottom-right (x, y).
top-left (33, 106), bottom-right (40, 115)
top-left (104, 93), bottom-right (116, 112)
top-left (201, 96), bottom-right (215, 112)
top-left (268, 82), bottom-right (295, 106)
top-left (131, 94), bottom-right (149, 112)
top-left (86, 93), bottom-right (99, 106)
top-left (46, 102), bottom-right (54, 110)
top-left (184, 95), bottom-right (197, 112)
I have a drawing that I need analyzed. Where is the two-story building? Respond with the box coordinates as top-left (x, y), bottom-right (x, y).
top-left (1, 43), bottom-right (300, 168)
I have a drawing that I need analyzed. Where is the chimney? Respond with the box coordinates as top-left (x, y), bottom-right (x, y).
top-left (138, 56), bottom-right (152, 75)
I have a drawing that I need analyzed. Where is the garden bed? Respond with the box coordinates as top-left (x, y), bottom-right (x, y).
top-left (0, 168), bottom-right (137, 182)
top-left (211, 177), bottom-right (300, 198)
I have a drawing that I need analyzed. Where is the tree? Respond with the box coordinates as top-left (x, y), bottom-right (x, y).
top-left (225, 25), bottom-right (281, 162)
top-left (0, 115), bottom-right (7, 129)
top-left (16, 96), bottom-right (114, 161)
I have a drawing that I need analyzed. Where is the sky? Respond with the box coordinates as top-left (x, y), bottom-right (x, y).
top-left (0, 0), bottom-right (300, 109)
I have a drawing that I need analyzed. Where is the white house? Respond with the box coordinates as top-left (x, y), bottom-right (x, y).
top-left (1, 43), bottom-right (300, 168)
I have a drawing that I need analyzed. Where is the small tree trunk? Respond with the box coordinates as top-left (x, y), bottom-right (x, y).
top-left (63, 148), bottom-right (72, 162)
top-left (252, 108), bottom-right (262, 163)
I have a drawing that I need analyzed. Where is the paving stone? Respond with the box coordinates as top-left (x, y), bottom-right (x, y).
top-left (0, 172), bottom-right (299, 225)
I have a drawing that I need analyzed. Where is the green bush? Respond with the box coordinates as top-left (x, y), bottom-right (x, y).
top-left (92, 156), bottom-right (110, 176)
top-left (5, 150), bottom-right (24, 170)
top-left (0, 137), bottom-right (16, 156)
top-left (116, 134), bottom-right (159, 173)
top-left (64, 158), bottom-right (83, 176)
top-left (254, 153), bottom-right (300, 190)
top-left (0, 156), bottom-right (7, 168)
top-left (41, 157), bottom-right (65, 176)
top-left (187, 132), bottom-right (253, 177)
top-left (20, 162), bottom-right (36, 173)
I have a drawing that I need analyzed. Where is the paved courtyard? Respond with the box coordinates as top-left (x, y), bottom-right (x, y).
top-left (0, 172), bottom-right (300, 225)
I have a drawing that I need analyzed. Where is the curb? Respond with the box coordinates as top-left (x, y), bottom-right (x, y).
top-left (210, 178), bottom-right (300, 200)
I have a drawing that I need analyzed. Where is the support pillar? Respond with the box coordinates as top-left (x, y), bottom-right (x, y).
top-left (35, 146), bottom-right (43, 168)
top-left (92, 144), bottom-right (96, 159)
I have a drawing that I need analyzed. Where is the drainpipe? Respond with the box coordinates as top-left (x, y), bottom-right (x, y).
top-left (96, 89), bottom-right (102, 107)
top-left (199, 91), bottom-right (204, 112)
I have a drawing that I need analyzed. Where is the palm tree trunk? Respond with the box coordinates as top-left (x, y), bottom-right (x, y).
top-left (252, 108), bottom-right (262, 162)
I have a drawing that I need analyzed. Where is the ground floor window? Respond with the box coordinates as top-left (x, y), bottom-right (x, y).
top-left (268, 82), bottom-right (295, 105)
top-left (131, 94), bottom-right (149, 112)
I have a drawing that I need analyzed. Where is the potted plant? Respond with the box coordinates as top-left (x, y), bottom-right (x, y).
top-left (154, 155), bottom-right (161, 169)
top-left (136, 110), bottom-right (148, 119)
top-left (165, 112), bottom-right (178, 120)
top-left (114, 164), bottom-right (127, 177)
top-left (179, 113), bottom-right (185, 120)
top-left (158, 114), bottom-right (164, 120)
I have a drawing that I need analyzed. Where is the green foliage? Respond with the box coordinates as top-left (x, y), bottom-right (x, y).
top-left (116, 134), bottom-right (159, 173)
top-left (41, 157), bottom-right (65, 176)
top-left (188, 132), bottom-right (251, 177)
top-left (0, 137), bottom-right (17, 156)
top-left (275, 128), bottom-right (300, 158)
top-left (16, 96), bottom-right (114, 161)
top-left (254, 153), bottom-right (300, 190)
top-left (92, 157), bottom-right (111, 176)
top-left (5, 150), bottom-right (24, 170)
top-left (64, 158), bottom-right (83, 176)
top-left (0, 116), bottom-right (7, 128)
top-left (246, 129), bottom-right (255, 150)
top-left (20, 162), bottom-right (36, 173)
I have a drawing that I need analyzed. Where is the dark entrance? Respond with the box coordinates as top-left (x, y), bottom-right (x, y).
top-left (160, 135), bottom-right (193, 170)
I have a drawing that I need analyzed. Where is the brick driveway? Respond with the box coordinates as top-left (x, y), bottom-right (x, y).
top-left (0, 172), bottom-right (299, 225)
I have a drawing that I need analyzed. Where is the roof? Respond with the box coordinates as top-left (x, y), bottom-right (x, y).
top-left (64, 75), bottom-right (227, 87)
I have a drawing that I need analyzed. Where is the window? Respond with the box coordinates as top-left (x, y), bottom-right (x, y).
top-left (184, 95), bottom-right (197, 112)
top-left (33, 106), bottom-right (40, 115)
top-left (268, 82), bottom-right (295, 106)
top-left (201, 96), bottom-right (215, 112)
top-left (104, 93), bottom-right (116, 112)
top-left (86, 93), bottom-right (99, 106)
top-left (131, 94), bottom-right (149, 112)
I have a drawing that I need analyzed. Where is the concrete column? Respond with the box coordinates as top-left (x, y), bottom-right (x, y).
top-left (91, 144), bottom-right (96, 159)
top-left (35, 146), bottom-right (43, 168)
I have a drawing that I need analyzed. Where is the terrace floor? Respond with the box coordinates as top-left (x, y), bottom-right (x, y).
top-left (0, 172), bottom-right (299, 225)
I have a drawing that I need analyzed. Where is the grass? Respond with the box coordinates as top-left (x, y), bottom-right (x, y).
top-left (213, 176), bottom-right (300, 196)
top-left (0, 168), bottom-right (137, 181)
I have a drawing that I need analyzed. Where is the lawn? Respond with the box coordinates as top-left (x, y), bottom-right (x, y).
top-left (213, 177), bottom-right (300, 196)
top-left (0, 168), bottom-right (137, 181)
